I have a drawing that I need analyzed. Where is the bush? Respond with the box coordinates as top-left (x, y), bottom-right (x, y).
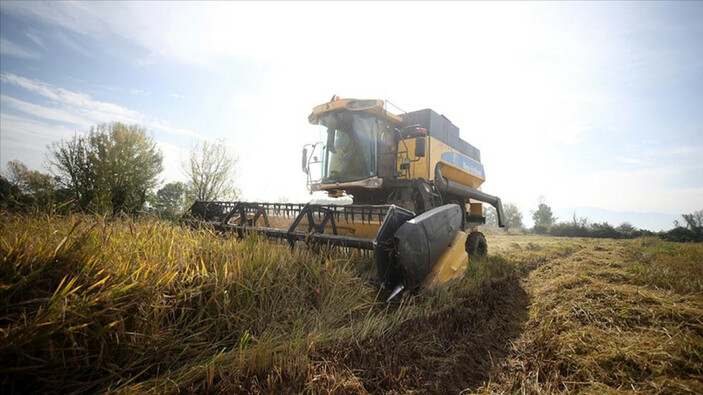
top-left (548, 221), bottom-right (651, 239)
top-left (533, 224), bottom-right (549, 235)
top-left (661, 226), bottom-right (703, 243)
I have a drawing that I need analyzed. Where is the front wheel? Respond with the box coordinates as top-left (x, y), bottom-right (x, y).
top-left (465, 231), bottom-right (487, 257)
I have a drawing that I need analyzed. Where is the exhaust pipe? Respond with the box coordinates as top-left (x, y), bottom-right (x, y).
top-left (434, 163), bottom-right (505, 228)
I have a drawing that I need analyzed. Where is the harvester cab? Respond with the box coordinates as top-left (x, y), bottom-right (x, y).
top-left (186, 97), bottom-right (505, 301)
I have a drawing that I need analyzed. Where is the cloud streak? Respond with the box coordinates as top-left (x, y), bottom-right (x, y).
top-left (0, 38), bottom-right (41, 59)
top-left (1, 72), bottom-right (203, 139)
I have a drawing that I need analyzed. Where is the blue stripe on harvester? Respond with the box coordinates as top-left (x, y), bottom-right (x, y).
top-left (440, 152), bottom-right (485, 179)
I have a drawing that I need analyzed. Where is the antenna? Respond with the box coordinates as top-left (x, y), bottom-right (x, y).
top-left (385, 100), bottom-right (407, 114)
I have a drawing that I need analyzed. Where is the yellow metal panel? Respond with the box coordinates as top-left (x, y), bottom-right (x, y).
top-left (469, 202), bottom-right (483, 216)
top-left (398, 137), bottom-right (430, 180)
top-left (427, 138), bottom-right (484, 186)
top-left (437, 159), bottom-right (485, 189)
top-left (266, 215), bottom-right (381, 240)
top-left (395, 136), bottom-right (486, 190)
top-left (309, 98), bottom-right (403, 125)
top-left (422, 231), bottom-right (468, 290)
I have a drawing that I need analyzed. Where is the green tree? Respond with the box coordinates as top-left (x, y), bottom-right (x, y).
top-left (49, 123), bottom-right (163, 215)
top-left (503, 202), bottom-right (524, 230)
top-left (152, 181), bottom-right (188, 220)
top-left (531, 196), bottom-right (556, 234)
top-left (49, 134), bottom-right (97, 209)
top-left (681, 210), bottom-right (703, 230)
top-left (664, 210), bottom-right (703, 242)
top-left (184, 139), bottom-right (238, 201)
top-left (0, 174), bottom-right (20, 207)
top-left (616, 222), bottom-right (636, 235)
top-left (89, 123), bottom-right (163, 215)
top-left (5, 160), bottom-right (56, 207)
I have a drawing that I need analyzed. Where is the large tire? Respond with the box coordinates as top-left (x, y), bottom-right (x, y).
top-left (465, 231), bottom-right (487, 257)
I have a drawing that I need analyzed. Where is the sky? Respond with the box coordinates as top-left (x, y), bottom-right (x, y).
top-left (0, 1), bottom-right (701, 230)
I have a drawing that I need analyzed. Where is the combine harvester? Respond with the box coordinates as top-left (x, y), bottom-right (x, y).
top-left (186, 97), bottom-right (504, 300)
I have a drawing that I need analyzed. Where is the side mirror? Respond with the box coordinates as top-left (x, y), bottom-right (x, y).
top-left (415, 136), bottom-right (426, 158)
top-left (302, 147), bottom-right (308, 173)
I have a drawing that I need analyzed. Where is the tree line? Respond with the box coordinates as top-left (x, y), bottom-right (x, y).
top-left (484, 198), bottom-right (702, 242)
top-left (1, 122), bottom-right (237, 220)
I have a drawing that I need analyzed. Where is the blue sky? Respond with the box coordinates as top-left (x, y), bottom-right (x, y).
top-left (1, 1), bottom-right (701, 230)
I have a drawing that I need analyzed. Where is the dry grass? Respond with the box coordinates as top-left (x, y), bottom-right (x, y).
top-left (1, 212), bottom-right (701, 393)
top-left (0, 212), bottom-right (386, 392)
top-left (488, 236), bottom-right (703, 393)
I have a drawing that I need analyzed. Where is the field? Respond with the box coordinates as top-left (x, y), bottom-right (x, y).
top-left (1, 212), bottom-right (701, 393)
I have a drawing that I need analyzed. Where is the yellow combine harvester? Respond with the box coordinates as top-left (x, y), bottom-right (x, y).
top-left (186, 97), bottom-right (505, 300)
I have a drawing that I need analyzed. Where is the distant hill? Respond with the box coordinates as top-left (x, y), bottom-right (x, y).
top-left (551, 207), bottom-right (680, 232)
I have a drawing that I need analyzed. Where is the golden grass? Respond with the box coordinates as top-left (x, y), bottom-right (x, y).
top-left (488, 236), bottom-right (703, 393)
top-left (1, 213), bottom-right (701, 393)
top-left (0, 212), bottom-right (385, 392)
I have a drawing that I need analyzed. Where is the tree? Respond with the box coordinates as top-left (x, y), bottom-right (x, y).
top-left (49, 134), bottom-right (97, 209)
top-left (49, 122), bottom-right (163, 215)
top-left (152, 181), bottom-right (188, 220)
top-left (531, 196), bottom-right (556, 234)
top-left (616, 222), bottom-right (636, 235)
top-left (484, 205), bottom-right (498, 227)
top-left (0, 174), bottom-right (20, 207)
top-left (5, 160), bottom-right (56, 207)
top-left (89, 123), bottom-right (163, 215)
top-left (681, 210), bottom-right (703, 230)
top-left (183, 139), bottom-right (238, 201)
top-left (664, 210), bottom-right (703, 242)
top-left (502, 202), bottom-right (524, 230)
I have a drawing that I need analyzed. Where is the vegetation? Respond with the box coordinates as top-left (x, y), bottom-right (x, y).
top-left (151, 181), bottom-right (189, 221)
top-left (1, 212), bottom-right (700, 393)
top-left (489, 236), bottom-right (703, 393)
top-left (502, 202), bottom-right (524, 230)
top-left (48, 122), bottom-right (163, 215)
top-left (1, 124), bottom-right (243, 221)
top-left (531, 196), bottom-right (556, 234)
top-left (5, 160), bottom-right (57, 208)
top-left (184, 139), bottom-right (238, 201)
top-left (662, 209), bottom-right (703, 242)
top-left (484, 205), bottom-right (498, 227)
top-left (547, 214), bottom-right (652, 239)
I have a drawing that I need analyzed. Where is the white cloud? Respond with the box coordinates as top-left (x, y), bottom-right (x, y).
top-left (0, 112), bottom-right (78, 171)
top-left (1, 73), bottom-right (211, 187)
top-left (1, 72), bottom-right (203, 139)
top-left (0, 38), bottom-right (41, 59)
top-left (23, 30), bottom-right (46, 48)
top-left (0, 1), bottom-right (116, 38)
top-left (128, 89), bottom-right (150, 96)
top-left (2, 1), bottom-right (700, 216)
top-left (99, 84), bottom-right (151, 97)
top-left (54, 31), bottom-right (94, 58)
top-left (1, 95), bottom-right (89, 126)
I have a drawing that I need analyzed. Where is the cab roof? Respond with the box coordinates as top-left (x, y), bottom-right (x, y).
top-left (308, 98), bottom-right (403, 126)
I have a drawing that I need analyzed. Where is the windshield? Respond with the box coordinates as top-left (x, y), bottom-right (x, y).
top-left (319, 111), bottom-right (386, 183)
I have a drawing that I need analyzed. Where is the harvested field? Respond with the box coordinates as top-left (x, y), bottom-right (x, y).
top-left (1, 213), bottom-right (701, 393)
top-left (488, 237), bottom-right (703, 393)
